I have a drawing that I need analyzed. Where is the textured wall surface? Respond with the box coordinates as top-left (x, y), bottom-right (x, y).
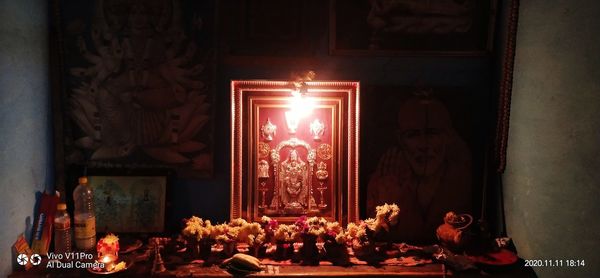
top-left (504, 1), bottom-right (600, 277)
top-left (0, 0), bottom-right (52, 276)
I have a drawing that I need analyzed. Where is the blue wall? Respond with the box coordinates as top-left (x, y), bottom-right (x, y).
top-left (0, 0), bottom-right (52, 276)
top-left (504, 1), bottom-right (600, 277)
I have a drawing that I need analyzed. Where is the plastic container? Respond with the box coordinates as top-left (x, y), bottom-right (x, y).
top-left (73, 176), bottom-right (96, 250)
top-left (54, 203), bottom-right (72, 254)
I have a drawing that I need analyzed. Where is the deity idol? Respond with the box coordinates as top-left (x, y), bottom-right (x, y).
top-left (272, 149), bottom-right (316, 214)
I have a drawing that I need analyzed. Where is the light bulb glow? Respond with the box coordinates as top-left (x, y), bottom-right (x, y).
top-left (285, 90), bottom-right (315, 134)
top-left (289, 94), bottom-right (315, 119)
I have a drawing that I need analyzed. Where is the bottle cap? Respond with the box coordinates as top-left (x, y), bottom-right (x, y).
top-left (79, 176), bottom-right (88, 184)
top-left (57, 203), bottom-right (67, 210)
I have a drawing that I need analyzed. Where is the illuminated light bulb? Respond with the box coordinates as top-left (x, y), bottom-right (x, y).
top-left (285, 88), bottom-right (315, 134)
top-left (289, 95), bottom-right (315, 118)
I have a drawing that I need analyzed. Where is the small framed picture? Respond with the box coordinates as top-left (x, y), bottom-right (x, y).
top-left (88, 175), bottom-right (167, 233)
top-left (329, 0), bottom-right (497, 55)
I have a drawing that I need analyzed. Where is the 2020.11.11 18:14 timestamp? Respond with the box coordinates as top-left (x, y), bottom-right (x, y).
top-left (524, 259), bottom-right (585, 267)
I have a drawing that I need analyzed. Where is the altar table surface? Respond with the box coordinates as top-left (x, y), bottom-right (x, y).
top-left (10, 260), bottom-right (537, 277)
top-left (10, 261), bottom-right (446, 277)
top-left (9, 244), bottom-right (536, 278)
top-left (160, 263), bottom-right (447, 277)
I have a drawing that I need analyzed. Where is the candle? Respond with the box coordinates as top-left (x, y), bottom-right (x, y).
top-left (100, 254), bottom-right (117, 271)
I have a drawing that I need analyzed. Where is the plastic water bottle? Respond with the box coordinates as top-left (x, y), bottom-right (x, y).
top-left (73, 176), bottom-right (96, 250)
top-left (54, 203), bottom-right (72, 254)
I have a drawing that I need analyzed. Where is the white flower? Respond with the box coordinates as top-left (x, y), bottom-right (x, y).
top-left (335, 232), bottom-right (347, 244)
top-left (374, 203), bottom-right (400, 231)
top-left (274, 224), bottom-right (295, 242)
top-left (182, 216), bottom-right (214, 241)
top-left (261, 215), bottom-right (272, 223)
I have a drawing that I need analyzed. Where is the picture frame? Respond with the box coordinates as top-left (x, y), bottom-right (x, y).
top-left (49, 0), bottom-right (218, 194)
top-left (359, 86), bottom-right (488, 221)
top-left (88, 175), bottom-right (168, 233)
top-left (329, 0), bottom-right (498, 56)
top-left (230, 80), bottom-right (360, 225)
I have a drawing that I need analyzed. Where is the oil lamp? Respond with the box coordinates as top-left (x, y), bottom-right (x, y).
top-left (97, 234), bottom-right (119, 271)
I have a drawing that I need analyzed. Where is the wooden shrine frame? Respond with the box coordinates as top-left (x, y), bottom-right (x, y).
top-left (231, 80), bottom-right (359, 224)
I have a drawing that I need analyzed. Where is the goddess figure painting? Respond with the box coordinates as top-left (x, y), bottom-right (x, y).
top-left (57, 0), bottom-right (215, 177)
